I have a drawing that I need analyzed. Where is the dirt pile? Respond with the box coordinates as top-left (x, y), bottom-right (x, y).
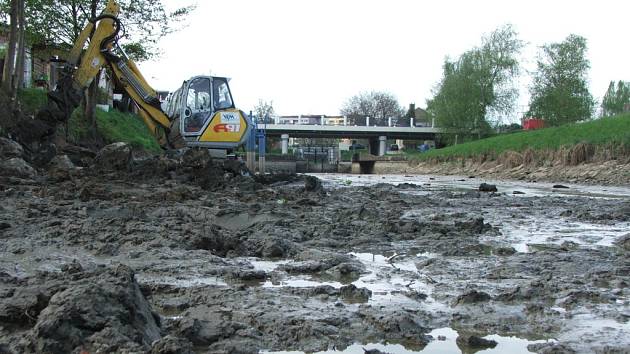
top-left (1, 264), bottom-right (162, 353)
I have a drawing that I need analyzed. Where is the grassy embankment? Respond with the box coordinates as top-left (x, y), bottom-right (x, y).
top-left (410, 114), bottom-right (630, 161)
top-left (19, 88), bottom-right (160, 152)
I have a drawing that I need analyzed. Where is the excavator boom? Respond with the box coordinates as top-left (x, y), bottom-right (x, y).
top-left (37, 0), bottom-right (251, 150)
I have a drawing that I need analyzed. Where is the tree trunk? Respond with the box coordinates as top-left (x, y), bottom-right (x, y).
top-left (2, 0), bottom-right (18, 94)
top-left (85, 70), bottom-right (100, 142)
top-left (14, 0), bottom-right (25, 94)
top-left (83, 0), bottom-right (101, 143)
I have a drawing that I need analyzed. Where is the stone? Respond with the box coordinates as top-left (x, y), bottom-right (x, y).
top-left (553, 184), bottom-right (570, 189)
top-left (615, 234), bottom-right (630, 251)
top-left (0, 157), bottom-right (37, 179)
top-left (182, 148), bottom-right (211, 168)
top-left (0, 137), bottom-right (24, 159)
top-left (23, 265), bottom-right (160, 353)
top-left (454, 290), bottom-right (492, 305)
top-left (48, 154), bottom-right (76, 180)
top-left (150, 335), bottom-right (194, 354)
top-left (479, 183), bottom-right (497, 192)
top-left (93, 142), bottom-right (132, 171)
top-left (304, 175), bottom-right (323, 192)
top-left (456, 334), bottom-right (497, 349)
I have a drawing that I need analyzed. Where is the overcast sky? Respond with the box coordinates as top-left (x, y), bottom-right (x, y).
top-left (138, 0), bottom-right (630, 121)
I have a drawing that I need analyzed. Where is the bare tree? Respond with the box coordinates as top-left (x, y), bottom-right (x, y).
top-left (254, 99), bottom-right (275, 123)
top-left (340, 91), bottom-right (404, 126)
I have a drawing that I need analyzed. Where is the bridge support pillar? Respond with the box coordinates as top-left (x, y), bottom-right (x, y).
top-left (378, 136), bottom-right (387, 156)
top-left (281, 134), bottom-right (289, 155)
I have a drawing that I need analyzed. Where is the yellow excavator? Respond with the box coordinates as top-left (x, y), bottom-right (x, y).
top-left (38, 0), bottom-right (252, 150)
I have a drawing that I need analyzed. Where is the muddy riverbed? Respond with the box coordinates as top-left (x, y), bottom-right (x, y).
top-left (1, 150), bottom-right (629, 353)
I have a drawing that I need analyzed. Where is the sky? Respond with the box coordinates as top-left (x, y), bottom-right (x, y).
top-left (138, 0), bottom-right (630, 121)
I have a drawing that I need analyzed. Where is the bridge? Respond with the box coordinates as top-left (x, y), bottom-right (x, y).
top-left (259, 123), bottom-right (442, 156)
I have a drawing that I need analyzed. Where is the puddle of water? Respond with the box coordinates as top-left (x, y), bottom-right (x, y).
top-left (135, 274), bottom-right (227, 288)
top-left (249, 258), bottom-right (292, 272)
top-left (245, 253), bottom-right (448, 311)
top-left (261, 327), bottom-right (553, 353)
top-left (494, 218), bottom-right (630, 253)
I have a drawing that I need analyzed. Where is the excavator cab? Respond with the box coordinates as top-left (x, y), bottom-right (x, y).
top-left (165, 76), bottom-right (251, 149)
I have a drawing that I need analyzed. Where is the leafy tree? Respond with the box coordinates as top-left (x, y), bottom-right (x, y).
top-left (3, 0), bottom-right (194, 61)
top-left (601, 80), bottom-right (630, 117)
top-left (527, 34), bottom-right (595, 125)
top-left (1, 0), bottom-right (193, 141)
top-left (254, 99), bottom-right (275, 123)
top-left (340, 91), bottom-right (404, 126)
top-left (426, 24), bottom-right (523, 142)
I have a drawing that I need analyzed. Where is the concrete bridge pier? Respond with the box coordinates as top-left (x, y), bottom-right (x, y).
top-left (378, 136), bottom-right (387, 156)
top-left (281, 134), bottom-right (289, 155)
top-left (369, 135), bottom-right (387, 156)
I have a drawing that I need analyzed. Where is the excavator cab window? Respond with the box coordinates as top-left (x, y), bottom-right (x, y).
top-left (184, 77), bottom-right (212, 134)
top-left (212, 78), bottom-right (234, 110)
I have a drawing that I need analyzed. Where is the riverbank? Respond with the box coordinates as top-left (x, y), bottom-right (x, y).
top-left (369, 157), bottom-right (630, 186)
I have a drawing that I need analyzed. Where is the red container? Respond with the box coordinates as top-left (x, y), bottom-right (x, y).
top-left (523, 118), bottom-right (545, 130)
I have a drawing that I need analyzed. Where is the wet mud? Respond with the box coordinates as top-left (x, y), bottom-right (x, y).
top-left (1, 144), bottom-right (629, 353)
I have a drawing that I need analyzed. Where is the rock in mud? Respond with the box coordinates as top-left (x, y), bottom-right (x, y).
top-left (478, 183), bottom-right (497, 192)
top-left (93, 142), bottom-right (132, 171)
top-left (454, 290), bottom-right (492, 305)
top-left (339, 284), bottom-right (371, 302)
top-left (62, 144), bottom-right (96, 167)
top-left (455, 217), bottom-right (493, 234)
top-left (553, 184), bottom-right (570, 189)
top-left (615, 234), bottom-right (630, 251)
top-left (304, 175), bottom-right (323, 192)
top-left (182, 148), bottom-right (211, 168)
top-left (0, 137), bottom-right (24, 159)
top-left (150, 335), bottom-right (194, 354)
top-left (223, 159), bottom-right (249, 176)
top-left (0, 157), bottom-right (37, 179)
top-left (47, 154), bottom-right (76, 180)
top-left (21, 264), bottom-right (160, 353)
top-left (456, 334), bottom-right (497, 350)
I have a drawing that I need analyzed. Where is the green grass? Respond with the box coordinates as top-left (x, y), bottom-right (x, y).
top-left (94, 109), bottom-right (161, 152)
top-left (413, 114), bottom-right (630, 160)
top-left (18, 88), bottom-right (48, 114)
top-left (15, 88), bottom-right (159, 152)
top-left (64, 107), bottom-right (160, 153)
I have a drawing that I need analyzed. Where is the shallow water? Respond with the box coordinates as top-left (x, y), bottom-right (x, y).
top-left (262, 327), bottom-right (554, 354)
top-left (312, 173), bottom-right (630, 199)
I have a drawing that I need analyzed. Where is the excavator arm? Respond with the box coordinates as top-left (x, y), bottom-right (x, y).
top-left (40, 0), bottom-right (174, 148)
top-left (36, 0), bottom-right (251, 151)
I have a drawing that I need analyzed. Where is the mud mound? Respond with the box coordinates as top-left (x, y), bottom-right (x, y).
top-left (18, 265), bottom-right (160, 353)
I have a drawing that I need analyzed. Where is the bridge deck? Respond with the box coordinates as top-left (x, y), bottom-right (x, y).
top-left (261, 124), bottom-right (441, 139)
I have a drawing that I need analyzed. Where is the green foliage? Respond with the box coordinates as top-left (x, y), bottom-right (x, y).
top-left (527, 34), bottom-right (595, 126)
top-left (414, 114), bottom-right (630, 160)
top-left (17, 88), bottom-right (47, 114)
top-left (67, 107), bottom-right (160, 152)
top-left (340, 91), bottom-right (404, 126)
top-left (601, 81), bottom-right (630, 117)
top-left (427, 25), bottom-right (523, 142)
top-left (95, 109), bottom-right (161, 152)
top-left (4, 0), bottom-right (195, 61)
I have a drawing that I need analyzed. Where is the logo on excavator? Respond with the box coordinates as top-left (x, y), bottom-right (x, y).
top-left (213, 124), bottom-right (240, 133)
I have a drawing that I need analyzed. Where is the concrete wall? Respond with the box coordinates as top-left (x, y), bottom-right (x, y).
top-left (265, 161), bottom-right (297, 174)
top-left (352, 160), bottom-right (413, 174)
